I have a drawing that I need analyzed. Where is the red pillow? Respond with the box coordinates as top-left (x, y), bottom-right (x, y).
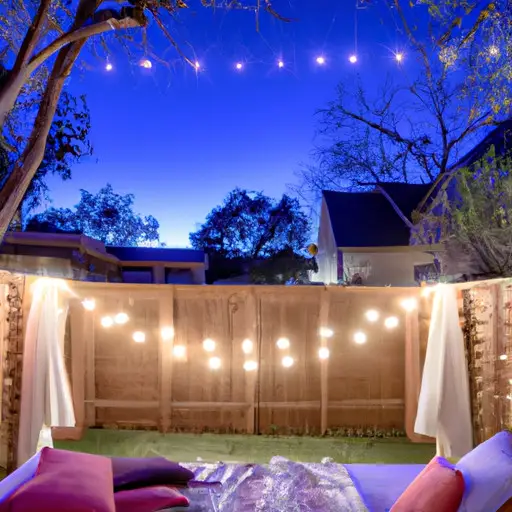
top-left (390, 456), bottom-right (464, 512)
top-left (114, 486), bottom-right (189, 512)
top-left (0, 448), bottom-right (115, 512)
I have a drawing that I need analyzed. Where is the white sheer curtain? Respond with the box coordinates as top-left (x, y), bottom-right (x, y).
top-left (414, 284), bottom-right (473, 458)
top-left (17, 279), bottom-right (75, 466)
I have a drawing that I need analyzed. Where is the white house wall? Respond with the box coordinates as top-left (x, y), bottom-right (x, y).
top-left (343, 250), bottom-right (435, 286)
top-left (316, 198), bottom-right (339, 284)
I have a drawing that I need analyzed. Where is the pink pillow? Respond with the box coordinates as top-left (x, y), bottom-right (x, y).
top-left (114, 487), bottom-right (189, 512)
top-left (0, 448), bottom-right (115, 512)
top-left (390, 456), bottom-right (464, 512)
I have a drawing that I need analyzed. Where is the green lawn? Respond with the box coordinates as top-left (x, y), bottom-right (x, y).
top-left (55, 429), bottom-right (435, 464)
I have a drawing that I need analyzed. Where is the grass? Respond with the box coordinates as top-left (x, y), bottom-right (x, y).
top-left (55, 429), bottom-right (435, 465)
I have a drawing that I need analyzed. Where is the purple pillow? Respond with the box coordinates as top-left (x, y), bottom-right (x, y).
top-left (110, 457), bottom-right (194, 492)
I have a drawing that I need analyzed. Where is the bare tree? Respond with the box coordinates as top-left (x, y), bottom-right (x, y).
top-left (0, 0), bottom-right (289, 240)
top-left (297, 0), bottom-right (510, 201)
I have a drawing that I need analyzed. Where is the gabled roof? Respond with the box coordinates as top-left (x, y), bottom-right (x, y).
top-left (323, 183), bottom-right (431, 248)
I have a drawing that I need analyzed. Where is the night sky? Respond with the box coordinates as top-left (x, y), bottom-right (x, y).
top-left (45, 1), bottom-right (422, 247)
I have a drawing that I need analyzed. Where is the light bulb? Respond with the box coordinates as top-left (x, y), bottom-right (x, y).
top-left (499, 354), bottom-right (508, 361)
top-left (243, 360), bottom-right (258, 372)
top-left (235, 62), bottom-right (243, 70)
top-left (276, 337), bottom-right (290, 350)
top-left (115, 312), bottom-right (129, 324)
top-left (385, 317), bottom-right (399, 329)
top-left (140, 59), bottom-right (152, 69)
top-left (395, 52), bottom-right (403, 62)
top-left (161, 326), bottom-right (174, 341)
top-left (209, 356), bottom-right (221, 370)
top-left (101, 316), bottom-right (113, 328)
top-left (349, 54), bottom-right (357, 64)
top-left (203, 338), bottom-right (216, 352)
top-left (489, 45), bottom-right (499, 56)
top-left (242, 339), bottom-right (253, 354)
top-left (105, 63), bottom-right (113, 71)
top-left (133, 331), bottom-right (146, 343)
top-left (82, 299), bottom-right (96, 311)
top-left (316, 56), bottom-right (326, 65)
top-left (282, 356), bottom-right (294, 368)
top-left (278, 60), bottom-right (284, 68)
top-left (194, 61), bottom-right (200, 70)
top-left (353, 331), bottom-right (367, 345)
top-left (173, 345), bottom-right (186, 359)
top-left (319, 327), bottom-right (334, 338)
top-left (365, 310), bottom-right (379, 322)
top-left (318, 347), bottom-right (330, 360)
top-left (401, 298), bottom-right (418, 312)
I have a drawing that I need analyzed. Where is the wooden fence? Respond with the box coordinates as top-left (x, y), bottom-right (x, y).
top-left (40, 279), bottom-right (432, 438)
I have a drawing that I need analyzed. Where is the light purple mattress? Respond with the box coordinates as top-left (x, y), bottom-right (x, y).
top-left (345, 464), bottom-right (425, 511)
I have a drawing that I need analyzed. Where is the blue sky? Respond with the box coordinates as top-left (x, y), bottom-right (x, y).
top-left (45, 0), bottom-right (418, 247)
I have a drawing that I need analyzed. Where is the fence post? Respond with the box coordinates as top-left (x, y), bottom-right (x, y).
top-left (158, 287), bottom-right (174, 433)
top-left (84, 303), bottom-right (96, 427)
top-left (319, 287), bottom-right (331, 434)
top-left (69, 299), bottom-right (86, 437)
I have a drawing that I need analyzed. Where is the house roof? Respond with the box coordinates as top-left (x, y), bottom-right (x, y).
top-left (105, 246), bottom-right (205, 264)
top-left (323, 183), bottom-right (432, 248)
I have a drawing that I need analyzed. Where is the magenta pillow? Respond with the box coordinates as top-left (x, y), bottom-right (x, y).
top-left (114, 486), bottom-right (189, 512)
top-left (111, 457), bottom-right (194, 491)
top-left (0, 448), bottom-right (115, 512)
top-left (390, 456), bottom-right (464, 512)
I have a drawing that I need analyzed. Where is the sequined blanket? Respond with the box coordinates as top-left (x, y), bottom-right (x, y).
top-left (178, 457), bottom-right (368, 511)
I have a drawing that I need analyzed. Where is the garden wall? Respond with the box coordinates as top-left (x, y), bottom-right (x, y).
top-left (51, 279), bottom-right (431, 438)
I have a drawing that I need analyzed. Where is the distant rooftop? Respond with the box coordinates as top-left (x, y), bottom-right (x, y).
top-left (106, 246), bottom-right (206, 264)
top-left (323, 183), bottom-right (431, 248)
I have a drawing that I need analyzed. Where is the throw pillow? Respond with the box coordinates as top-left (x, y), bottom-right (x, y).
top-left (111, 457), bottom-right (194, 491)
top-left (456, 431), bottom-right (512, 512)
top-left (114, 486), bottom-right (189, 512)
top-left (390, 456), bottom-right (464, 512)
top-left (0, 448), bottom-right (115, 512)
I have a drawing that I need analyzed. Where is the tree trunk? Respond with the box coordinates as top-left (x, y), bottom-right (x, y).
top-left (0, 71), bottom-right (30, 131)
top-left (0, 42), bottom-right (84, 242)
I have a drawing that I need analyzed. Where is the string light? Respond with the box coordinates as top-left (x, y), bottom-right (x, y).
top-left (140, 59), bottom-right (152, 69)
top-left (499, 354), bottom-right (508, 361)
top-left (319, 327), bottom-right (334, 338)
top-left (132, 331), bottom-right (146, 343)
top-left (101, 316), bottom-right (114, 328)
top-left (235, 62), bottom-right (243, 70)
top-left (82, 299), bottom-right (96, 311)
top-left (276, 337), bottom-right (290, 350)
top-left (353, 331), bottom-right (367, 345)
top-left (401, 298), bottom-right (418, 312)
top-left (194, 61), bottom-right (201, 70)
top-left (209, 356), bottom-right (221, 370)
top-left (395, 52), bottom-right (403, 63)
top-left (316, 56), bottom-right (326, 65)
top-left (105, 63), bottom-right (113, 71)
top-left (278, 60), bottom-right (284, 68)
top-left (318, 347), bottom-right (330, 360)
top-left (489, 45), bottom-right (499, 56)
top-left (365, 310), bottom-right (379, 322)
top-left (349, 55), bottom-right (358, 64)
top-left (203, 338), bottom-right (216, 352)
top-left (114, 312), bottom-right (129, 325)
top-left (282, 356), bottom-right (294, 368)
top-left (243, 360), bottom-right (258, 372)
top-left (173, 345), bottom-right (186, 359)
top-left (385, 316), bottom-right (399, 329)
top-left (242, 339), bottom-right (253, 354)
top-left (161, 326), bottom-right (175, 341)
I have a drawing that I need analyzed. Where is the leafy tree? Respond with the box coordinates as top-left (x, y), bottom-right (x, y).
top-left (418, 148), bottom-right (512, 280)
top-left (27, 183), bottom-right (160, 246)
top-left (190, 188), bottom-right (311, 259)
top-left (298, 0), bottom-right (510, 200)
top-left (0, 90), bottom-right (92, 223)
top-left (0, 2), bottom-right (290, 241)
